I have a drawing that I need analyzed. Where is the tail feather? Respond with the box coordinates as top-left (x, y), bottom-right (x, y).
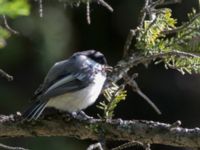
top-left (30, 103), bottom-right (47, 120)
top-left (22, 101), bottom-right (47, 121)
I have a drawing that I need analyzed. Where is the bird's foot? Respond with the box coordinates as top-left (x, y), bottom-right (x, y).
top-left (71, 111), bottom-right (93, 121)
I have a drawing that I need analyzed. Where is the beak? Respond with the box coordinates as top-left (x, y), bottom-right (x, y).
top-left (103, 65), bottom-right (113, 72)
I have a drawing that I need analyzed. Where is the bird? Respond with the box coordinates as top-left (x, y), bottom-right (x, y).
top-left (22, 50), bottom-right (111, 121)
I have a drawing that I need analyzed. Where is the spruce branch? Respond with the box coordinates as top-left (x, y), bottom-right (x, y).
top-left (97, 83), bottom-right (127, 120)
top-left (109, 50), bottom-right (200, 83)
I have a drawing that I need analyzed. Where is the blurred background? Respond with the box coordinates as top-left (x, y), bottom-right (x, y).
top-left (0, 0), bottom-right (200, 149)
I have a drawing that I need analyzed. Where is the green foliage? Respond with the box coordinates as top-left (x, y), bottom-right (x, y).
top-left (136, 8), bottom-right (177, 52)
top-left (0, 0), bottom-right (30, 17)
top-left (176, 9), bottom-right (200, 51)
top-left (0, 0), bottom-right (30, 48)
top-left (0, 27), bottom-right (10, 48)
top-left (136, 8), bottom-right (200, 74)
top-left (97, 83), bottom-right (127, 120)
top-left (164, 55), bottom-right (200, 74)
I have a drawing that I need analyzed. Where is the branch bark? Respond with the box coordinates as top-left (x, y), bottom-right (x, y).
top-left (1, 114), bottom-right (200, 148)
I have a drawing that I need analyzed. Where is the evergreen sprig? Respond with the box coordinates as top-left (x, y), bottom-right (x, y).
top-left (136, 8), bottom-right (177, 52)
top-left (97, 83), bottom-right (127, 120)
top-left (136, 8), bottom-right (200, 74)
top-left (176, 9), bottom-right (200, 52)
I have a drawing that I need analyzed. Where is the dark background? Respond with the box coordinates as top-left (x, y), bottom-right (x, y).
top-left (0, 0), bottom-right (199, 149)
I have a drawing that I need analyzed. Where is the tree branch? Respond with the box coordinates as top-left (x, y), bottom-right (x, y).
top-left (109, 50), bottom-right (200, 82)
top-left (0, 69), bottom-right (13, 81)
top-left (0, 143), bottom-right (29, 150)
top-left (0, 114), bottom-right (200, 148)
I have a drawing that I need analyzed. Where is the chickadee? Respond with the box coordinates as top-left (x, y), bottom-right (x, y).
top-left (23, 50), bottom-right (111, 121)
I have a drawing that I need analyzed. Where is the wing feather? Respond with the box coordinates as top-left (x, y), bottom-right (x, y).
top-left (33, 59), bottom-right (71, 98)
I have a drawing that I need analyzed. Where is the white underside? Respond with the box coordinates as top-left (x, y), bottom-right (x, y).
top-left (46, 73), bottom-right (106, 112)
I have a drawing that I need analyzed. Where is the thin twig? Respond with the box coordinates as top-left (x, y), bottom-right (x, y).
top-left (152, 0), bottom-right (182, 7)
top-left (123, 29), bottom-right (137, 57)
top-left (96, 0), bottom-right (114, 12)
top-left (38, 0), bottom-right (43, 17)
top-left (86, 2), bottom-right (91, 24)
top-left (0, 69), bottom-right (13, 81)
top-left (138, 0), bottom-right (151, 28)
top-left (163, 12), bottom-right (200, 35)
top-left (136, 89), bottom-right (161, 114)
top-left (145, 143), bottom-right (151, 150)
top-left (112, 141), bottom-right (146, 150)
top-left (2, 15), bottom-right (18, 34)
top-left (123, 0), bottom-right (154, 57)
top-left (0, 143), bottom-right (29, 150)
top-left (87, 142), bottom-right (103, 150)
top-left (123, 74), bottom-right (161, 115)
